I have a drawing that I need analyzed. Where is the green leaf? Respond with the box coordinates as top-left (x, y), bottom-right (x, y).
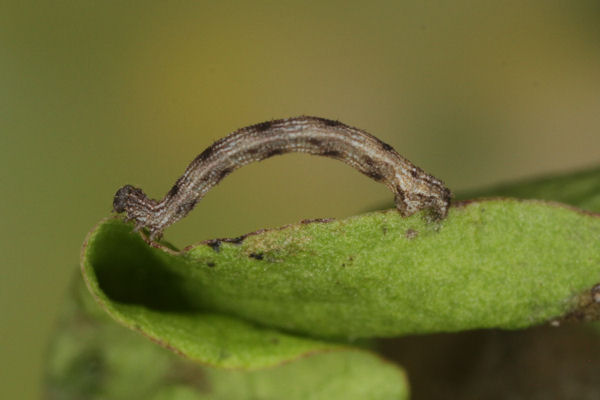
top-left (81, 218), bottom-right (343, 369)
top-left (45, 279), bottom-right (409, 400)
top-left (67, 166), bottom-right (600, 397)
top-left (457, 166), bottom-right (600, 212)
top-left (82, 198), bottom-right (600, 366)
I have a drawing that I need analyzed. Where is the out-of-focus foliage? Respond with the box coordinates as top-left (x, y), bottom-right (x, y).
top-left (46, 280), bottom-right (408, 400)
top-left (459, 166), bottom-right (600, 213)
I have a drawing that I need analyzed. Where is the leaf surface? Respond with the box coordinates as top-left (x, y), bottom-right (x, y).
top-left (458, 166), bottom-right (600, 212)
top-left (82, 197), bottom-right (600, 366)
top-left (46, 280), bottom-right (408, 399)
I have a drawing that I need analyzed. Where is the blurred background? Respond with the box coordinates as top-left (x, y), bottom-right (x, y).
top-left (2, 1), bottom-right (599, 398)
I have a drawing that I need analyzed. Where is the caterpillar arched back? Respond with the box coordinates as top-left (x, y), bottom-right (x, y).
top-left (113, 116), bottom-right (451, 240)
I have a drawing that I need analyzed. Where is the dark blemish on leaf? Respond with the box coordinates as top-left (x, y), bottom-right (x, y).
top-left (269, 337), bottom-right (280, 345)
top-left (207, 261), bottom-right (215, 267)
top-left (405, 228), bottom-right (418, 239)
top-left (554, 282), bottom-right (600, 325)
top-left (206, 239), bottom-right (221, 252)
top-left (592, 284), bottom-right (600, 303)
top-left (227, 236), bottom-right (245, 245)
top-left (300, 217), bottom-right (335, 224)
top-left (249, 252), bottom-right (264, 260)
top-left (200, 236), bottom-right (245, 253)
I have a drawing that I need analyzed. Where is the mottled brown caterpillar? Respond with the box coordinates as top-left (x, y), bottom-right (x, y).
top-left (113, 116), bottom-right (451, 240)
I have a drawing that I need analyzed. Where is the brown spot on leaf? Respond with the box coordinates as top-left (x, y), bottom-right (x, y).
top-left (300, 217), bottom-right (335, 224)
top-left (554, 282), bottom-right (600, 324)
top-left (593, 284), bottom-right (600, 303)
top-left (405, 229), bottom-right (418, 239)
top-left (206, 239), bottom-right (221, 252)
top-left (227, 236), bottom-right (245, 245)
